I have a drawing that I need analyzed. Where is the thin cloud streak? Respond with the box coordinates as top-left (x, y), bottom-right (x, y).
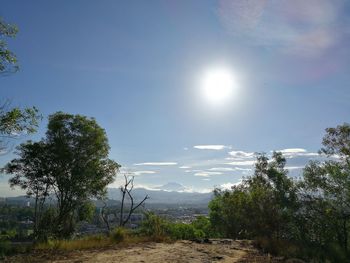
top-left (134, 162), bottom-right (178, 166)
top-left (194, 171), bottom-right (223, 177)
top-left (194, 145), bottom-right (230, 150)
top-left (225, 160), bottom-right (256, 166)
top-left (133, 171), bottom-right (157, 176)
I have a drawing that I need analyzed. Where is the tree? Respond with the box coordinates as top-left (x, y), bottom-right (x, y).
top-left (301, 123), bottom-right (350, 254)
top-left (0, 17), bottom-right (19, 75)
top-left (0, 18), bottom-right (41, 154)
top-left (5, 141), bottom-right (51, 237)
top-left (0, 101), bottom-right (41, 153)
top-left (6, 112), bottom-right (120, 238)
top-left (209, 152), bottom-right (298, 240)
top-left (320, 123), bottom-right (350, 164)
top-left (119, 174), bottom-right (149, 227)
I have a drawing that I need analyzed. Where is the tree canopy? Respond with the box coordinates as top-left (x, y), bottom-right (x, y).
top-left (0, 101), bottom-right (41, 153)
top-left (0, 17), bottom-right (19, 74)
top-left (5, 112), bottom-right (120, 238)
top-left (209, 123), bottom-right (350, 261)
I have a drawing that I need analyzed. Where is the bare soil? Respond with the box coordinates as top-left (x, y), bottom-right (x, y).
top-left (4, 239), bottom-right (283, 263)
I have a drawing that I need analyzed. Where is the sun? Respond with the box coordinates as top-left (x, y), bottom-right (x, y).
top-left (201, 67), bottom-right (237, 106)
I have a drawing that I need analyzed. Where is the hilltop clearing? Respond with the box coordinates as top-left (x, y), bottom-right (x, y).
top-left (5, 239), bottom-right (284, 263)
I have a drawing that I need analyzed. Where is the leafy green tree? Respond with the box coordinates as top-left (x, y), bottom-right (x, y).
top-left (0, 18), bottom-right (41, 153)
top-left (209, 187), bottom-right (252, 238)
top-left (6, 112), bottom-right (120, 238)
top-left (0, 102), bottom-right (41, 153)
top-left (301, 123), bottom-right (350, 254)
top-left (5, 141), bottom-right (51, 236)
top-left (77, 201), bottom-right (95, 222)
top-left (0, 17), bottom-right (19, 74)
top-left (208, 124), bottom-right (350, 261)
top-left (209, 152), bottom-right (298, 240)
top-left (320, 123), bottom-right (350, 160)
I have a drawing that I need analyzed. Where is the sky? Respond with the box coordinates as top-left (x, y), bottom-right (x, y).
top-left (1, 0), bottom-right (350, 196)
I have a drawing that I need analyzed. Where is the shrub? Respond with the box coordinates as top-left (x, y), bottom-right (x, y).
top-left (0, 240), bottom-right (11, 258)
top-left (191, 216), bottom-right (215, 238)
top-left (141, 212), bottom-right (168, 240)
top-left (111, 227), bottom-right (127, 243)
top-left (167, 223), bottom-right (198, 240)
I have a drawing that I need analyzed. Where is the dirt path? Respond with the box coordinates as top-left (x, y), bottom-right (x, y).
top-left (5, 240), bottom-right (281, 263)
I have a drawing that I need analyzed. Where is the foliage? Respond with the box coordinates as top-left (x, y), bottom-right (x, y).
top-left (140, 212), bottom-right (168, 240)
top-left (191, 216), bottom-right (214, 238)
top-left (0, 229), bottom-right (31, 258)
top-left (0, 238), bottom-right (11, 258)
top-left (208, 123), bottom-right (350, 262)
top-left (0, 102), bottom-right (41, 153)
top-left (0, 17), bottom-right (19, 74)
top-left (5, 112), bottom-right (120, 239)
top-left (209, 152), bottom-right (298, 241)
top-left (111, 227), bottom-right (127, 243)
top-left (77, 201), bottom-right (95, 222)
top-left (166, 222), bottom-right (205, 240)
top-left (141, 212), bottom-right (211, 241)
top-left (0, 17), bottom-right (41, 154)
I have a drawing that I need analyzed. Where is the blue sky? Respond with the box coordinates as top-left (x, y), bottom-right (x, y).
top-left (1, 0), bottom-right (350, 195)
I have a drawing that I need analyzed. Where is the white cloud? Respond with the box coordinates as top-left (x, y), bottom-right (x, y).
top-left (225, 160), bottom-right (256, 166)
top-left (277, 148), bottom-right (319, 159)
top-left (228, 150), bottom-right (255, 158)
top-left (285, 166), bottom-right (305, 170)
top-left (235, 167), bottom-right (253, 171)
top-left (194, 145), bottom-right (230, 150)
top-left (179, 166), bottom-right (191, 169)
top-left (134, 162), bottom-right (178, 166)
top-left (208, 167), bottom-right (252, 172)
top-left (208, 167), bottom-right (236, 172)
top-left (279, 148), bottom-right (307, 153)
top-left (220, 180), bottom-right (243, 190)
top-left (194, 171), bottom-right (223, 177)
top-left (132, 171), bottom-right (156, 176)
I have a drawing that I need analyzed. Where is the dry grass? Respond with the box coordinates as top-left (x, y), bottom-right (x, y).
top-left (35, 231), bottom-right (172, 252)
top-left (35, 235), bottom-right (112, 251)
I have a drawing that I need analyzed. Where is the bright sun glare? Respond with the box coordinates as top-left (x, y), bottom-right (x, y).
top-left (201, 67), bottom-right (237, 106)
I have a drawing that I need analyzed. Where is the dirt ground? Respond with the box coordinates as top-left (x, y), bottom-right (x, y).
top-left (4, 240), bottom-right (283, 263)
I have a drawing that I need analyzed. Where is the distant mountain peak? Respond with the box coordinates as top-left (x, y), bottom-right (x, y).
top-left (157, 182), bottom-right (186, 192)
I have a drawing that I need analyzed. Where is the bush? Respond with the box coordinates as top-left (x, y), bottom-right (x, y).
top-left (141, 212), bottom-right (168, 240)
top-left (254, 237), bottom-right (300, 257)
top-left (167, 223), bottom-right (204, 240)
top-left (191, 216), bottom-right (216, 238)
top-left (111, 227), bottom-right (127, 243)
top-left (0, 240), bottom-right (11, 258)
top-left (141, 212), bottom-right (213, 241)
